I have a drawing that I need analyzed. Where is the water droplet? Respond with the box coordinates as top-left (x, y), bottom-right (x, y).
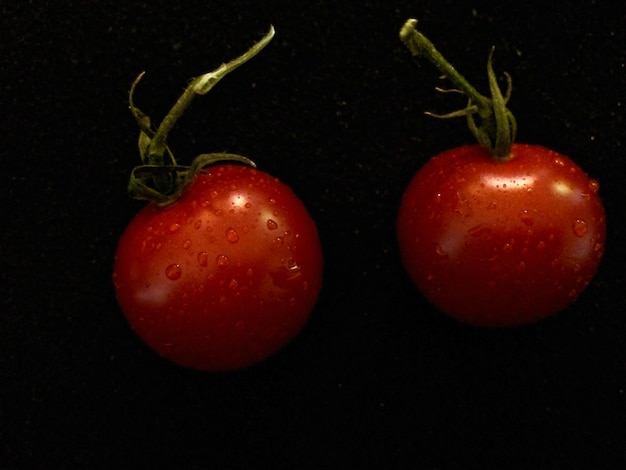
top-left (502, 243), bottom-right (513, 253)
top-left (537, 241), bottom-right (546, 250)
top-left (519, 210), bottom-right (533, 226)
top-left (271, 259), bottom-right (302, 287)
top-left (273, 236), bottom-right (284, 248)
top-left (197, 252), bottom-right (209, 267)
top-left (216, 254), bottom-right (230, 267)
top-left (554, 158), bottom-right (565, 167)
top-left (435, 245), bottom-right (448, 258)
top-left (169, 223), bottom-right (181, 232)
top-left (226, 228), bottom-right (239, 243)
top-left (194, 220), bottom-right (202, 230)
top-left (568, 289), bottom-right (578, 298)
top-left (468, 225), bottom-right (492, 238)
top-left (588, 179), bottom-right (600, 193)
top-left (573, 219), bottom-right (588, 237)
top-left (266, 219), bottom-right (278, 230)
top-left (228, 279), bottom-right (239, 291)
top-left (246, 268), bottom-right (254, 277)
top-left (165, 264), bottom-right (182, 280)
top-left (244, 202), bottom-right (252, 209)
top-left (182, 239), bottom-right (192, 249)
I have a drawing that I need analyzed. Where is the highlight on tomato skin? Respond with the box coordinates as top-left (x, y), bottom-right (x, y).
top-left (113, 165), bottom-right (323, 371)
top-left (396, 144), bottom-right (606, 327)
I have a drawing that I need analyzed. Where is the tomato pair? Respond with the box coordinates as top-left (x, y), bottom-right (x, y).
top-left (113, 23), bottom-right (606, 372)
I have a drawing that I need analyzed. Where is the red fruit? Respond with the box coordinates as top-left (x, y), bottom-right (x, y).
top-left (113, 27), bottom-right (322, 369)
top-left (114, 165), bottom-right (322, 370)
top-left (398, 19), bottom-right (606, 326)
top-left (397, 143), bottom-right (605, 326)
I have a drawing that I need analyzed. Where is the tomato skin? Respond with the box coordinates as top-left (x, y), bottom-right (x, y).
top-left (113, 165), bottom-right (323, 371)
top-left (397, 143), bottom-right (605, 327)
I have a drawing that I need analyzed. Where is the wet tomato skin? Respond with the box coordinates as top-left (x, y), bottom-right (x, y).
top-left (113, 164), bottom-right (323, 371)
top-left (397, 143), bottom-right (605, 327)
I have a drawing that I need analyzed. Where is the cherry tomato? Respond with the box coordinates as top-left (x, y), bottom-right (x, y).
top-left (113, 164), bottom-right (323, 370)
top-left (397, 143), bottom-right (605, 326)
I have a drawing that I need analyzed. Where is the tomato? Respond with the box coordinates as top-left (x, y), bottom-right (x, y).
top-left (113, 27), bottom-right (323, 369)
top-left (397, 19), bottom-right (606, 326)
top-left (397, 143), bottom-right (605, 326)
top-left (113, 164), bottom-right (323, 370)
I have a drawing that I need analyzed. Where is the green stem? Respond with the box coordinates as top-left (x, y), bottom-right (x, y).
top-left (400, 19), bottom-right (490, 113)
top-left (128, 26), bottom-right (275, 202)
top-left (147, 25), bottom-right (275, 165)
top-left (399, 18), bottom-right (516, 159)
top-left (127, 26), bottom-right (275, 204)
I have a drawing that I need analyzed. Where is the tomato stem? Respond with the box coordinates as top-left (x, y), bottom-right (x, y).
top-left (147, 26), bottom-right (275, 165)
top-left (399, 19), bottom-right (516, 160)
top-left (126, 26), bottom-right (275, 204)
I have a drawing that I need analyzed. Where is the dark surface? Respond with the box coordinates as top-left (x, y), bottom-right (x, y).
top-left (2, 1), bottom-right (625, 468)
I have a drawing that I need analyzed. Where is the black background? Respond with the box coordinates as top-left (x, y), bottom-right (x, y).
top-left (2, 1), bottom-right (625, 468)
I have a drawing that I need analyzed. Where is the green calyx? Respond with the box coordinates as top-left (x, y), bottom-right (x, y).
top-left (127, 26), bottom-right (275, 206)
top-left (399, 18), bottom-right (517, 160)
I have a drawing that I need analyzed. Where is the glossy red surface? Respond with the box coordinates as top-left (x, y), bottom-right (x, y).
top-left (397, 144), bottom-right (606, 326)
top-left (113, 165), bottom-right (323, 370)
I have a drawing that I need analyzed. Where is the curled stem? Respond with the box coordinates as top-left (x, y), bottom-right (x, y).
top-left (126, 26), bottom-right (275, 204)
top-left (399, 18), bottom-right (516, 159)
top-left (147, 25), bottom-right (275, 166)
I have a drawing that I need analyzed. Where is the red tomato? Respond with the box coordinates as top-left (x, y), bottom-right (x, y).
top-left (113, 164), bottom-right (323, 371)
top-left (397, 143), bottom-right (605, 326)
